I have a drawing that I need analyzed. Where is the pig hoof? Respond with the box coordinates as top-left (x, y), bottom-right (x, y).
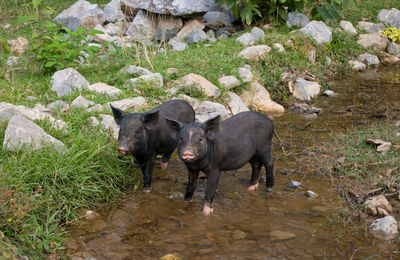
top-left (202, 205), bottom-right (214, 216)
top-left (248, 183), bottom-right (259, 191)
top-left (143, 188), bottom-right (152, 193)
top-left (160, 162), bottom-right (168, 171)
top-left (266, 187), bottom-right (273, 192)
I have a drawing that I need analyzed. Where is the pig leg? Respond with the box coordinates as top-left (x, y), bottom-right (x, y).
top-left (262, 151), bottom-right (274, 192)
top-left (184, 169), bottom-right (199, 202)
top-left (248, 157), bottom-right (262, 191)
top-left (203, 171), bottom-right (220, 216)
top-left (160, 152), bottom-right (172, 171)
top-left (138, 155), bottom-right (156, 192)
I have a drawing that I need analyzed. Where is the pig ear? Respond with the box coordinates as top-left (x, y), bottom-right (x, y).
top-left (165, 117), bottom-right (183, 131)
top-left (203, 115), bottom-right (220, 137)
top-left (110, 104), bottom-right (125, 125)
top-left (141, 110), bottom-right (159, 125)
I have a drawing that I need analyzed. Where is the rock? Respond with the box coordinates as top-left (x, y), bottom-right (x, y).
top-left (238, 66), bottom-right (253, 83)
top-left (357, 22), bottom-right (385, 33)
top-left (120, 0), bottom-right (219, 16)
top-left (166, 67), bottom-right (178, 75)
top-left (71, 95), bottom-right (94, 109)
top-left (54, 0), bottom-right (104, 31)
top-left (369, 216), bottom-right (398, 240)
top-left (273, 43), bottom-right (285, 52)
top-left (169, 19), bottom-right (205, 44)
top-left (307, 49), bottom-right (316, 64)
top-left (89, 116), bottom-right (100, 126)
top-left (381, 52), bottom-right (400, 65)
top-left (207, 29), bottom-right (216, 40)
top-left (195, 101), bottom-right (229, 123)
top-left (104, 0), bottom-right (125, 22)
top-left (155, 16), bottom-right (183, 41)
top-left (232, 230), bottom-right (247, 240)
top-left (173, 94), bottom-right (200, 110)
top-left (349, 60), bottom-right (366, 71)
top-left (105, 22), bottom-right (126, 36)
top-left (365, 195), bottom-right (392, 216)
top-left (218, 75), bottom-right (240, 90)
top-left (3, 116), bottom-right (66, 154)
top-left (323, 90), bottom-right (337, 97)
top-left (47, 100), bottom-right (69, 111)
top-left (269, 231), bottom-right (296, 241)
top-left (288, 180), bottom-right (302, 188)
top-left (251, 27), bottom-right (265, 42)
top-left (170, 41), bottom-right (188, 51)
top-left (107, 97), bottom-right (146, 111)
top-left (357, 33), bottom-right (389, 51)
top-left (216, 26), bottom-right (235, 38)
top-left (299, 21), bottom-right (332, 44)
top-left (119, 65), bottom-right (151, 76)
top-left (129, 73), bottom-right (163, 88)
top-left (169, 191), bottom-right (184, 200)
top-left (160, 254), bottom-right (181, 260)
top-left (226, 92), bottom-right (249, 115)
top-left (305, 190), bottom-right (319, 198)
top-left (365, 138), bottom-right (392, 154)
top-left (126, 10), bottom-right (156, 43)
top-left (377, 8), bottom-right (400, 28)
top-left (357, 53), bottom-right (380, 66)
top-left (185, 29), bottom-right (208, 43)
top-left (304, 113), bottom-right (318, 120)
top-left (26, 96), bottom-right (37, 102)
top-left (86, 104), bottom-right (104, 112)
top-left (339, 21), bottom-right (357, 36)
top-left (236, 33), bottom-right (256, 46)
top-left (51, 68), bottom-right (89, 97)
top-left (203, 11), bottom-right (231, 30)
top-left (240, 82), bottom-right (284, 113)
top-left (293, 78), bottom-right (320, 101)
top-left (6, 56), bottom-right (19, 66)
top-left (99, 114), bottom-right (119, 139)
top-left (93, 24), bottom-right (119, 43)
top-left (87, 82), bottom-right (122, 97)
top-left (286, 12), bottom-right (309, 28)
top-left (0, 102), bottom-right (68, 130)
top-left (387, 42), bottom-right (400, 57)
top-left (7, 37), bottom-right (28, 53)
top-left (238, 45), bottom-right (271, 61)
top-left (181, 73), bottom-right (221, 98)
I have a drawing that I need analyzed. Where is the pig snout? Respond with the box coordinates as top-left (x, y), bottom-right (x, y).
top-left (181, 149), bottom-right (195, 161)
top-left (118, 146), bottom-right (129, 155)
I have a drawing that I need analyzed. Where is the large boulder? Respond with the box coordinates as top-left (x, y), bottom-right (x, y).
top-left (240, 82), bottom-right (284, 114)
top-left (226, 92), bottom-right (249, 115)
top-left (293, 78), bottom-right (320, 101)
top-left (126, 10), bottom-right (156, 43)
top-left (3, 116), bottom-right (66, 154)
top-left (238, 45), bottom-right (271, 61)
top-left (169, 19), bottom-right (205, 44)
top-left (104, 0), bottom-right (125, 22)
top-left (181, 73), bottom-right (221, 98)
top-left (377, 8), bottom-right (400, 28)
top-left (357, 33), bottom-right (389, 51)
top-left (195, 101), bottom-right (229, 123)
top-left (299, 21), bottom-right (332, 44)
top-left (155, 16), bottom-right (183, 41)
top-left (54, 0), bottom-right (104, 31)
top-left (203, 11), bottom-right (231, 30)
top-left (185, 29), bottom-right (208, 43)
top-left (51, 68), bottom-right (89, 97)
top-left (120, 0), bottom-right (219, 16)
top-left (286, 12), bottom-right (309, 28)
top-left (369, 216), bottom-right (398, 240)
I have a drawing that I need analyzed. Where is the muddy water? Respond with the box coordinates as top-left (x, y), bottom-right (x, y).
top-left (68, 67), bottom-right (400, 260)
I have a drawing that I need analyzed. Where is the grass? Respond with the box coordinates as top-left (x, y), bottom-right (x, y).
top-left (0, 0), bottom-right (398, 257)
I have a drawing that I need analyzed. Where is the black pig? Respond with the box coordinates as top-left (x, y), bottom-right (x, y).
top-left (111, 99), bottom-right (195, 192)
top-left (167, 111), bottom-right (274, 215)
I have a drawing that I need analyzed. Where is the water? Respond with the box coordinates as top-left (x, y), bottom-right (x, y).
top-left (67, 66), bottom-right (400, 259)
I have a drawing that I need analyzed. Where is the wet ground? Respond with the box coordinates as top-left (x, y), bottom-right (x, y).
top-left (67, 66), bottom-right (400, 259)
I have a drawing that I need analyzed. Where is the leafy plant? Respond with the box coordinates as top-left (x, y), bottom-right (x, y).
top-left (381, 27), bottom-right (400, 43)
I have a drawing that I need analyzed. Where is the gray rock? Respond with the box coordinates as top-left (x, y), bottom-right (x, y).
top-left (87, 82), bottom-right (122, 97)
top-left (218, 75), bottom-right (240, 90)
top-left (216, 26), bottom-right (235, 38)
top-left (203, 11), bottom-right (231, 30)
top-left (126, 10), bottom-right (156, 43)
top-left (107, 97), bottom-right (146, 111)
top-left (26, 96), bottom-right (37, 102)
top-left (185, 29), bottom-right (208, 43)
top-left (99, 114), bottom-right (119, 139)
top-left (89, 116), bottom-right (100, 126)
top-left (54, 0), bottom-right (104, 31)
top-left (181, 73), bottom-right (220, 97)
top-left (237, 66), bottom-right (253, 83)
top-left (369, 216), bottom-right (398, 240)
top-left (388, 42), bottom-right (400, 57)
top-left (273, 43), bottom-right (285, 52)
top-left (238, 45), bottom-right (271, 61)
top-left (120, 65), bottom-right (152, 76)
top-left (104, 22), bottom-right (126, 36)
top-left (357, 33), bottom-right (389, 51)
top-left (251, 27), bottom-right (265, 42)
top-left (293, 78), bottom-right (320, 101)
top-left (170, 41), bottom-right (188, 51)
top-left (93, 24), bottom-right (120, 43)
top-left (169, 18), bottom-right (205, 44)
top-left (349, 60), bottom-right (366, 71)
top-left (47, 100), bottom-right (69, 111)
top-left (340, 20), bottom-right (357, 36)
top-left (129, 73), bottom-right (163, 88)
top-left (305, 190), bottom-right (319, 198)
top-left (357, 21), bottom-right (385, 33)
top-left (104, 0), bottom-right (125, 22)
top-left (299, 21), bottom-right (332, 44)
top-left (323, 90), bottom-right (337, 97)
top-left (173, 94), bottom-right (200, 110)
top-left (155, 16), bottom-right (183, 41)
top-left (377, 8), bottom-right (400, 28)
top-left (286, 12), bottom-right (309, 28)
top-left (236, 33), bottom-right (256, 46)
top-left (86, 104), bottom-right (104, 112)
top-left (288, 180), bottom-right (302, 188)
top-left (120, 0), bottom-right (219, 16)
top-left (226, 92), bottom-right (249, 115)
top-left (195, 101), bottom-right (229, 123)
top-left (51, 68), bottom-right (89, 97)
top-left (71, 95), bottom-right (94, 109)
top-left (304, 113), bottom-right (318, 120)
top-left (6, 56), bottom-right (19, 66)
top-left (357, 53), bottom-right (380, 66)
top-left (3, 116), bottom-right (66, 154)
top-left (207, 29), bottom-right (216, 40)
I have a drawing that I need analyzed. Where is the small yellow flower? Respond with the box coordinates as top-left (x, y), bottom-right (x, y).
top-left (8, 218), bottom-right (12, 222)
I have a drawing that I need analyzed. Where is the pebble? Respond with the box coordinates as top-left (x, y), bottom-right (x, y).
top-left (305, 190), bottom-right (319, 198)
top-left (232, 230), bottom-right (247, 240)
top-left (288, 180), bottom-right (302, 188)
top-left (269, 231), bottom-right (296, 241)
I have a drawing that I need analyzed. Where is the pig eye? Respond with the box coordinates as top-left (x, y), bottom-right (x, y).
top-left (198, 136), bottom-right (203, 142)
top-left (135, 129), bottom-right (141, 136)
top-left (178, 136), bottom-right (183, 143)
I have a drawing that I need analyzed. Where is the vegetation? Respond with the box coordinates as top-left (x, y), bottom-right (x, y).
top-left (382, 27), bottom-right (400, 43)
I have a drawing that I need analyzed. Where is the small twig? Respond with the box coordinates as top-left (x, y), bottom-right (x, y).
top-left (234, 192), bottom-right (243, 199)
